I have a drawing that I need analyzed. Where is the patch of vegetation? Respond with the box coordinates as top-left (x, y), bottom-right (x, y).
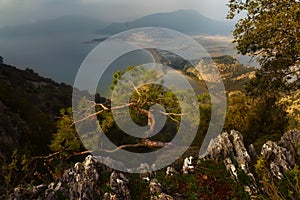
top-left (152, 159), bottom-right (249, 199)
top-left (0, 64), bottom-right (74, 195)
top-left (128, 173), bottom-right (151, 199)
top-left (255, 157), bottom-right (300, 199)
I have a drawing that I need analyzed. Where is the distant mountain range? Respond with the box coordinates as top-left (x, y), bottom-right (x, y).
top-left (97, 9), bottom-right (234, 35)
top-left (0, 10), bottom-right (234, 38)
top-left (0, 10), bottom-right (236, 87)
top-left (0, 15), bottom-right (108, 37)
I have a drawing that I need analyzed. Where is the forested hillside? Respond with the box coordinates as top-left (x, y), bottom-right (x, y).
top-left (0, 64), bottom-right (74, 155)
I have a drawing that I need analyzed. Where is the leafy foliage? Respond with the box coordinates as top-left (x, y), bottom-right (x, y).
top-left (72, 66), bottom-right (202, 150)
top-left (280, 91), bottom-right (300, 130)
top-left (154, 159), bottom-right (249, 199)
top-left (49, 108), bottom-right (85, 155)
top-left (225, 92), bottom-right (288, 148)
top-left (0, 149), bottom-right (43, 198)
top-left (227, 0), bottom-right (300, 92)
top-left (225, 0), bottom-right (298, 150)
top-left (0, 64), bottom-right (73, 195)
top-left (255, 156), bottom-right (300, 199)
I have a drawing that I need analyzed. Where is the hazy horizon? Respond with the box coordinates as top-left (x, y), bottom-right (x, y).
top-left (0, 0), bottom-right (231, 28)
top-left (0, 1), bottom-right (254, 86)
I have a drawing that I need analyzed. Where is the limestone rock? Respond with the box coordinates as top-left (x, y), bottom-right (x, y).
top-left (279, 129), bottom-right (300, 162)
top-left (152, 193), bottom-right (174, 200)
top-left (205, 130), bottom-right (251, 174)
top-left (261, 141), bottom-right (294, 179)
top-left (44, 155), bottom-right (107, 199)
top-left (11, 184), bottom-right (47, 200)
top-left (166, 167), bottom-right (177, 176)
top-left (149, 178), bottom-right (163, 195)
top-left (137, 163), bottom-right (156, 182)
top-left (204, 130), bottom-right (256, 198)
top-left (149, 178), bottom-right (174, 200)
top-left (108, 171), bottom-right (131, 200)
top-left (182, 156), bottom-right (194, 174)
top-left (248, 144), bottom-right (258, 161)
top-left (9, 129), bottom-right (300, 200)
top-left (224, 158), bottom-right (238, 181)
top-left (258, 130), bottom-right (300, 180)
top-left (9, 155), bottom-right (130, 200)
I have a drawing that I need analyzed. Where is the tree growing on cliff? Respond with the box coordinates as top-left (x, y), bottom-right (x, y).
top-left (50, 66), bottom-right (200, 160)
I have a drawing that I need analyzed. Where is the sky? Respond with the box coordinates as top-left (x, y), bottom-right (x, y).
top-left (0, 0), bottom-right (230, 28)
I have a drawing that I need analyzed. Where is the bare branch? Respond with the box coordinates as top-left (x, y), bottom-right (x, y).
top-left (32, 140), bottom-right (166, 162)
top-left (31, 150), bottom-right (65, 160)
top-left (159, 111), bottom-right (184, 116)
top-left (72, 109), bottom-right (106, 125)
top-left (72, 102), bottom-right (135, 125)
top-left (129, 81), bottom-right (141, 96)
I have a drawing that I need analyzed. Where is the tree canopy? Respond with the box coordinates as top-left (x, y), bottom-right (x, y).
top-left (227, 0), bottom-right (300, 92)
top-left (51, 65), bottom-right (202, 158)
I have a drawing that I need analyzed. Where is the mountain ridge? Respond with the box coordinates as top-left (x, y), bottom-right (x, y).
top-left (0, 62), bottom-right (74, 157)
top-left (97, 9), bottom-right (234, 35)
top-left (0, 15), bottom-right (108, 37)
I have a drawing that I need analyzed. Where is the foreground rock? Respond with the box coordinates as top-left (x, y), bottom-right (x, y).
top-left (103, 171), bottom-right (131, 200)
top-left (9, 129), bottom-right (300, 199)
top-left (204, 130), bottom-right (258, 197)
top-left (149, 178), bottom-right (174, 200)
top-left (204, 129), bottom-right (300, 198)
top-left (205, 130), bottom-right (252, 173)
top-left (10, 155), bottom-right (131, 200)
top-left (261, 129), bottom-right (300, 179)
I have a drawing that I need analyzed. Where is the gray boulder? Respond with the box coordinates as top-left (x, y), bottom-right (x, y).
top-left (204, 130), bottom-right (257, 198)
top-left (44, 155), bottom-right (108, 199)
top-left (205, 130), bottom-right (252, 174)
top-left (259, 130), bottom-right (300, 180)
top-left (204, 129), bottom-right (300, 198)
top-left (10, 155), bottom-right (131, 200)
top-left (279, 129), bottom-right (300, 162)
top-left (149, 178), bottom-right (174, 200)
top-left (107, 171), bottom-right (131, 200)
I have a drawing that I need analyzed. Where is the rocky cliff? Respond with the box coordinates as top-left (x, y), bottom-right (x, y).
top-left (10, 129), bottom-right (300, 199)
top-left (204, 129), bottom-right (300, 198)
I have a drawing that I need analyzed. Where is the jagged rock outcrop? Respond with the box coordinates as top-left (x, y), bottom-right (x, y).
top-left (204, 130), bottom-right (258, 198)
top-left (279, 129), bottom-right (300, 161)
top-left (260, 129), bottom-right (300, 180)
top-left (10, 155), bottom-right (131, 200)
top-left (204, 129), bottom-right (300, 198)
top-left (45, 155), bottom-right (111, 199)
top-left (149, 178), bottom-right (174, 200)
top-left (248, 144), bottom-right (258, 161)
top-left (205, 130), bottom-right (252, 174)
top-left (9, 129), bottom-right (300, 199)
top-left (103, 171), bottom-right (131, 200)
